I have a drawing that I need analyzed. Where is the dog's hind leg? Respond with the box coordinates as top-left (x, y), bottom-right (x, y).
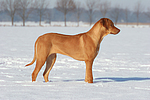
top-left (43, 53), bottom-right (57, 82)
top-left (32, 58), bottom-right (46, 82)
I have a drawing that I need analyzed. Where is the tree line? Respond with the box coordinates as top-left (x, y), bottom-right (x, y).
top-left (0, 0), bottom-right (150, 26)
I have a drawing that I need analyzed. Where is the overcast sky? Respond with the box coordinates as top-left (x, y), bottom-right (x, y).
top-left (50, 0), bottom-right (149, 11)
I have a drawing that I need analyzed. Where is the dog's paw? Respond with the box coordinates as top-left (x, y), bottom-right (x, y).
top-left (85, 79), bottom-right (93, 83)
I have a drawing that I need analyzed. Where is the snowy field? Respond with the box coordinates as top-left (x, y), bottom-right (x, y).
top-left (0, 25), bottom-right (150, 100)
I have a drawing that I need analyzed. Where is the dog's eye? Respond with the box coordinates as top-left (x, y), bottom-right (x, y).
top-left (111, 23), bottom-right (114, 27)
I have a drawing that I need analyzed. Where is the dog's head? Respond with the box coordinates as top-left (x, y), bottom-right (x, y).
top-left (100, 18), bottom-right (120, 35)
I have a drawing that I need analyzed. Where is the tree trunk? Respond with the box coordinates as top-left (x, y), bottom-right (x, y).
top-left (49, 20), bottom-right (51, 26)
top-left (77, 15), bottom-right (79, 27)
top-left (64, 14), bottom-right (67, 27)
top-left (89, 9), bottom-right (92, 26)
top-left (23, 19), bottom-right (25, 26)
top-left (11, 17), bottom-right (14, 26)
top-left (137, 15), bottom-right (139, 26)
top-left (39, 15), bottom-right (42, 26)
top-left (90, 15), bottom-right (92, 26)
top-left (126, 17), bottom-right (128, 26)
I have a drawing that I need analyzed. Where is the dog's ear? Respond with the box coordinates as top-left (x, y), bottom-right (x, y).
top-left (100, 18), bottom-right (108, 30)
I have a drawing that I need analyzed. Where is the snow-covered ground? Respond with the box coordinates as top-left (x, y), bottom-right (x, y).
top-left (0, 25), bottom-right (150, 100)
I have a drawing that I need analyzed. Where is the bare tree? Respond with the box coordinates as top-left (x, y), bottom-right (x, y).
top-left (0, 1), bottom-right (3, 11)
top-left (75, 1), bottom-right (83, 27)
top-left (2, 0), bottom-right (18, 26)
top-left (86, 0), bottom-right (100, 26)
top-left (0, 2), bottom-right (3, 21)
top-left (35, 0), bottom-right (49, 26)
top-left (145, 7), bottom-right (150, 19)
top-left (56, 0), bottom-right (76, 27)
top-left (45, 9), bottom-right (52, 26)
top-left (144, 7), bottom-right (150, 25)
top-left (17, 0), bottom-right (36, 26)
top-left (125, 7), bottom-right (129, 25)
top-left (99, 1), bottom-right (111, 17)
top-left (134, 1), bottom-right (143, 26)
top-left (110, 5), bottom-right (121, 25)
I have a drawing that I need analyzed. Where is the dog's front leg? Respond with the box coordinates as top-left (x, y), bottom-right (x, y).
top-left (85, 60), bottom-right (93, 83)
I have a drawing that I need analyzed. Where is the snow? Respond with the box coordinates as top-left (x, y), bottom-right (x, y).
top-left (0, 25), bottom-right (150, 100)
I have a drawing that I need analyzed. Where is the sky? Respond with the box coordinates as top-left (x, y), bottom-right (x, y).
top-left (50, 0), bottom-right (150, 11)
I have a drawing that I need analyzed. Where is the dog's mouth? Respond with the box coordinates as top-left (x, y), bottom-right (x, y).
top-left (110, 32), bottom-right (118, 35)
top-left (110, 28), bottom-right (120, 35)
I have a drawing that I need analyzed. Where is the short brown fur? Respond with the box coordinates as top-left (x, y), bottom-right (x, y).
top-left (26, 18), bottom-right (120, 83)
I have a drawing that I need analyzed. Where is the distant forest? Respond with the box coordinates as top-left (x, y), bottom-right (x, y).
top-left (0, 0), bottom-right (150, 26)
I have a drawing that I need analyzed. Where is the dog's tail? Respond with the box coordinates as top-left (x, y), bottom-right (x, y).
top-left (25, 42), bottom-right (37, 67)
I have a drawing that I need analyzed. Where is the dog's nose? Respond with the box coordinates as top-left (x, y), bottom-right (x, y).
top-left (117, 28), bottom-right (120, 33)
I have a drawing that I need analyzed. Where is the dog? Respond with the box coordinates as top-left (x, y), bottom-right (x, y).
top-left (25, 18), bottom-right (120, 83)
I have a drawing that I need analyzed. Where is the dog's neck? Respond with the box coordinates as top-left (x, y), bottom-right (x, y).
top-left (87, 22), bottom-right (108, 45)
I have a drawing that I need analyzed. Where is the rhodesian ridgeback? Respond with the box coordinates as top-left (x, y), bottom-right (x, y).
top-left (25, 18), bottom-right (120, 83)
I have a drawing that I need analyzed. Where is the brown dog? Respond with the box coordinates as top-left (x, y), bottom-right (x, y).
top-left (25, 18), bottom-right (120, 83)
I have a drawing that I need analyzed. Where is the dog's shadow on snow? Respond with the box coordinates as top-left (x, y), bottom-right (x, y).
top-left (61, 77), bottom-right (150, 83)
top-left (94, 77), bottom-right (150, 83)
